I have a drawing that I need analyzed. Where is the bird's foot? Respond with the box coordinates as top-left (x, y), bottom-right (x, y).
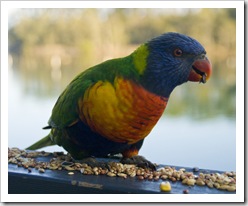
top-left (120, 155), bottom-right (156, 170)
top-left (73, 157), bottom-right (108, 169)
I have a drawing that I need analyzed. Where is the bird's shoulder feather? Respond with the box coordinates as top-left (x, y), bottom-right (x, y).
top-left (48, 55), bottom-right (140, 128)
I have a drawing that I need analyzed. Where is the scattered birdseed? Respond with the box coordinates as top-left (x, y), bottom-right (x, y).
top-left (8, 147), bottom-right (236, 192)
top-left (160, 181), bottom-right (171, 192)
top-left (38, 168), bottom-right (45, 173)
top-left (107, 172), bottom-right (116, 177)
top-left (183, 189), bottom-right (189, 194)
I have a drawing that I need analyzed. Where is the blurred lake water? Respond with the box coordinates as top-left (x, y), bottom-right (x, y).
top-left (8, 62), bottom-right (236, 171)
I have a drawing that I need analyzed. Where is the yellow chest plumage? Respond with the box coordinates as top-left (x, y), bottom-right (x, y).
top-left (78, 77), bottom-right (168, 144)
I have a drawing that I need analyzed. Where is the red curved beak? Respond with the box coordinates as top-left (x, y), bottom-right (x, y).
top-left (188, 56), bottom-right (212, 83)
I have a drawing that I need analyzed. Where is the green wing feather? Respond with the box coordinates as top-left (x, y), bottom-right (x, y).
top-left (26, 46), bottom-right (146, 150)
top-left (48, 54), bottom-right (140, 129)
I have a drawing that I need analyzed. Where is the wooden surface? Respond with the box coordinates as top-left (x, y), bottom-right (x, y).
top-left (8, 154), bottom-right (235, 194)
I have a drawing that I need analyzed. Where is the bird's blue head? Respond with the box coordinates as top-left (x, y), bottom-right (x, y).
top-left (134, 32), bottom-right (212, 98)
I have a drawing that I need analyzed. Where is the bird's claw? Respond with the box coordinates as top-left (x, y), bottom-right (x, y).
top-left (120, 155), bottom-right (156, 170)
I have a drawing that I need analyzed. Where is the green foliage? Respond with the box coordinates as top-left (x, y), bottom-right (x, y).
top-left (8, 8), bottom-right (236, 118)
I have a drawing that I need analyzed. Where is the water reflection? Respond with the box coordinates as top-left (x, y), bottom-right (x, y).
top-left (50, 54), bottom-right (62, 81)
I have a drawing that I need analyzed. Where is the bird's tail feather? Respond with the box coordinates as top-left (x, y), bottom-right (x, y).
top-left (26, 134), bottom-right (55, 150)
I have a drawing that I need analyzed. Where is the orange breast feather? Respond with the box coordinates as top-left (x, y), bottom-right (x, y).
top-left (78, 77), bottom-right (168, 144)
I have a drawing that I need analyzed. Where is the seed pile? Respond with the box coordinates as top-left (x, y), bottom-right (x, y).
top-left (8, 148), bottom-right (236, 192)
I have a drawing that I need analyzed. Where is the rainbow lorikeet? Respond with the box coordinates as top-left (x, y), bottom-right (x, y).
top-left (27, 32), bottom-right (212, 169)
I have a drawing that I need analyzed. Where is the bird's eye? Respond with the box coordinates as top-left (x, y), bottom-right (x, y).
top-left (174, 48), bottom-right (183, 57)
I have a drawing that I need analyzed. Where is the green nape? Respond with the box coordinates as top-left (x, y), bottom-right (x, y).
top-left (132, 44), bottom-right (149, 75)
